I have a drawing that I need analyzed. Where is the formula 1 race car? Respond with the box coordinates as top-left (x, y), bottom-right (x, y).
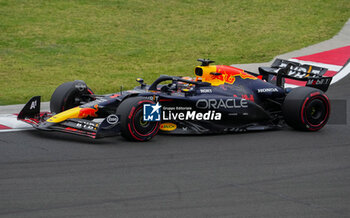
top-left (18, 59), bottom-right (332, 141)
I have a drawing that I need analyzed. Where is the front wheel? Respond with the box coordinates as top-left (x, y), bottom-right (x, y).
top-left (282, 87), bottom-right (330, 131)
top-left (50, 80), bottom-right (94, 114)
top-left (117, 97), bottom-right (160, 141)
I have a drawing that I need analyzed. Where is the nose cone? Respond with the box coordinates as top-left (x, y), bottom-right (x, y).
top-left (47, 105), bottom-right (99, 124)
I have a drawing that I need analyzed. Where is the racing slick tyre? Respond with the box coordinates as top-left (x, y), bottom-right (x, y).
top-left (50, 80), bottom-right (94, 114)
top-left (117, 97), bottom-right (160, 142)
top-left (282, 87), bottom-right (330, 131)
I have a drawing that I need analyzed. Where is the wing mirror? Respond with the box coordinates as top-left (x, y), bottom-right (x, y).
top-left (136, 78), bottom-right (146, 89)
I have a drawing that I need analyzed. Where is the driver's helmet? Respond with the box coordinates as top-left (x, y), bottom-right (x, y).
top-left (177, 76), bottom-right (194, 90)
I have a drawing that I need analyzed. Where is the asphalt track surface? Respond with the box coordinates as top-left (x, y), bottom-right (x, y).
top-left (0, 78), bottom-right (348, 218)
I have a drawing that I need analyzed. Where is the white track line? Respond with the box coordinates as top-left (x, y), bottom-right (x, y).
top-left (332, 61), bottom-right (350, 84)
top-left (0, 114), bottom-right (33, 132)
top-left (0, 128), bottom-right (33, 132)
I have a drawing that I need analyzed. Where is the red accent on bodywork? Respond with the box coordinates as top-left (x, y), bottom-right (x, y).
top-left (233, 94), bottom-right (254, 102)
top-left (62, 127), bottom-right (96, 138)
top-left (285, 79), bottom-right (307, 86)
top-left (215, 65), bottom-right (257, 84)
top-left (241, 94), bottom-right (255, 102)
top-left (65, 127), bottom-right (78, 131)
top-left (110, 94), bottom-right (120, 98)
top-left (78, 105), bottom-right (98, 118)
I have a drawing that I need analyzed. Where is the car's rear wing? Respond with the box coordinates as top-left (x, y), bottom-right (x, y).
top-left (258, 59), bottom-right (332, 92)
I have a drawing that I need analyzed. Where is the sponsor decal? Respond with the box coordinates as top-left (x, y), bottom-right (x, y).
top-left (286, 66), bottom-right (321, 78)
top-left (275, 61), bottom-right (321, 77)
top-left (201, 65), bottom-right (257, 86)
top-left (75, 83), bottom-right (87, 91)
top-left (306, 78), bottom-right (332, 86)
top-left (257, 88), bottom-right (279, 93)
top-left (196, 99), bottom-right (248, 109)
top-left (30, 100), bottom-right (37, 110)
top-left (160, 123), bottom-right (177, 131)
top-left (109, 94), bottom-right (120, 99)
top-left (144, 95), bottom-right (160, 102)
top-left (239, 94), bottom-right (255, 102)
top-left (199, 88), bottom-right (212, 93)
top-left (75, 121), bottom-right (98, 131)
top-left (101, 114), bottom-right (119, 129)
top-left (78, 105), bottom-right (99, 118)
top-left (143, 102), bottom-right (161, 121)
top-left (106, 114), bottom-right (119, 125)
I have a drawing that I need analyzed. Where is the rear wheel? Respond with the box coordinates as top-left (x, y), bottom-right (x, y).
top-left (50, 80), bottom-right (94, 114)
top-left (117, 97), bottom-right (160, 141)
top-left (282, 87), bottom-right (330, 131)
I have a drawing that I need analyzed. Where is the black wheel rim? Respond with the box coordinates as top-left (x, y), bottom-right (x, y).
top-left (132, 107), bottom-right (158, 136)
top-left (305, 98), bottom-right (327, 126)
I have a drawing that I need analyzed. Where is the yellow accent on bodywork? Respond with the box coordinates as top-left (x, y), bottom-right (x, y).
top-left (305, 66), bottom-right (313, 78)
top-left (195, 65), bottom-right (220, 84)
top-left (195, 66), bottom-right (217, 77)
top-left (47, 107), bottom-right (82, 123)
top-left (160, 123), bottom-right (177, 131)
top-left (195, 65), bottom-right (256, 86)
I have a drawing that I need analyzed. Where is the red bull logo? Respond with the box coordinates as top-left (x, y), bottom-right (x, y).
top-left (160, 123), bottom-right (177, 131)
top-left (78, 105), bottom-right (99, 118)
top-left (201, 65), bottom-right (257, 86)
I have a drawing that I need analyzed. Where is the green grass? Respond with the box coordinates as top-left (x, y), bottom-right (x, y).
top-left (0, 0), bottom-right (349, 105)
